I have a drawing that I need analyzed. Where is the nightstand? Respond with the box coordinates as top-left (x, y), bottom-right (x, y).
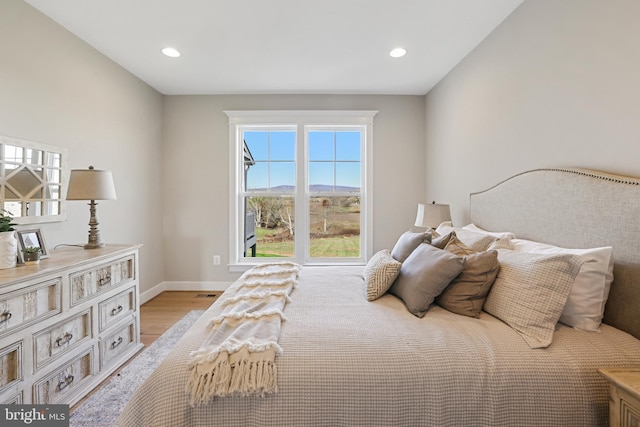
top-left (599, 369), bottom-right (640, 427)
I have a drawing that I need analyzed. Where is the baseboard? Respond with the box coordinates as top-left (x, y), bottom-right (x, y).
top-left (140, 281), bottom-right (232, 304)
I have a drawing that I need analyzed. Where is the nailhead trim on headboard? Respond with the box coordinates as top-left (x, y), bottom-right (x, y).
top-left (471, 167), bottom-right (640, 197)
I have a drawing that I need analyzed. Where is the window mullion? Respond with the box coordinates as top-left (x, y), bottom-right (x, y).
top-left (295, 124), bottom-right (307, 262)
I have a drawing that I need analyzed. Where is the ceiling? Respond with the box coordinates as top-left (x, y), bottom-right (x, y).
top-left (25, 0), bottom-right (523, 96)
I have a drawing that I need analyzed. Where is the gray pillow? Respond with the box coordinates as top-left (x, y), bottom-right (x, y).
top-left (389, 243), bottom-right (465, 317)
top-left (391, 230), bottom-right (431, 262)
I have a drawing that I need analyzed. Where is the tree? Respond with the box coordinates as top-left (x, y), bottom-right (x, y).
top-left (247, 196), bottom-right (295, 233)
top-left (278, 205), bottom-right (294, 236)
top-left (322, 199), bottom-right (331, 233)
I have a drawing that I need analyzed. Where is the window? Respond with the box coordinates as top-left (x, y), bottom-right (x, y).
top-left (227, 111), bottom-right (376, 268)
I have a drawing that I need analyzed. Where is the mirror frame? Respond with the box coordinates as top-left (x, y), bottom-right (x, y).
top-left (0, 135), bottom-right (68, 225)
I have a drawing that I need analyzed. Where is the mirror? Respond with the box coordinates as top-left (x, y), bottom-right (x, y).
top-left (0, 135), bottom-right (68, 224)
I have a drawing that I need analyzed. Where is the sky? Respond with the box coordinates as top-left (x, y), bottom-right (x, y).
top-left (244, 130), bottom-right (361, 191)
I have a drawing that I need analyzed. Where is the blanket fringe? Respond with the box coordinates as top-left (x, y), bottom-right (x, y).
top-left (186, 349), bottom-right (278, 406)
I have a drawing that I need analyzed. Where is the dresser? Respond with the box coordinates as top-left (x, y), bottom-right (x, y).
top-left (0, 244), bottom-right (142, 406)
top-left (599, 369), bottom-right (640, 427)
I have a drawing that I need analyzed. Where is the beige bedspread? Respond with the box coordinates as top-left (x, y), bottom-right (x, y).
top-left (119, 266), bottom-right (640, 427)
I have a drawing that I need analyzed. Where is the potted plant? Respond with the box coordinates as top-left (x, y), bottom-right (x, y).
top-left (0, 210), bottom-right (16, 233)
top-left (22, 246), bottom-right (41, 263)
top-left (0, 210), bottom-right (17, 269)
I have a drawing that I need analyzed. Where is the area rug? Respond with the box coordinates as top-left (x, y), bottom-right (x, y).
top-left (70, 310), bottom-right (205, 427)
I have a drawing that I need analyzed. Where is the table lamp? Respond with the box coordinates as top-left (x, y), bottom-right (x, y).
top-left (66, 166), bottom-right (117, 249)
top-left (414, 201), bottom-right (451, 229)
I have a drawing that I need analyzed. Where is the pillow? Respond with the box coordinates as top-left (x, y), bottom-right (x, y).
top-left (391, 230), bottom-right (431, 262)
top-left (487, 237), bottom-right (513, 250)
top-left (363, 250), bottom-right (402, 301)
top-left (435, 224), bottom-right (497, 252)
top-left (462, 223), bottom-right (516, 240)
top-left (436, 236), bottom-right (500, 318)
top-left (431, 231), bottom-right (454, 249)
top-left (510, 239), bottom-right (614, 332)
top-left (389, 243), bottom-right (465, 318)
top-left (441, 232), bottom-right (475, 256)
top-left (484, 249), bottom-right (583, 348)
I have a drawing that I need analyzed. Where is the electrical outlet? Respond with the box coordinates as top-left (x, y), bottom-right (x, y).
top-left (213, 255), bottom-right (221, 265)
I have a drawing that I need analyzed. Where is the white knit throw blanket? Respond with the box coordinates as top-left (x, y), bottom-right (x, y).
top-left (186, 262), bottom-right (300, 406)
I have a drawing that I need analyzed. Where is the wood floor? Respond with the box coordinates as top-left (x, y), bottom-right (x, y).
top-left (71, 291), bottom-right (219, 412)
top-left (139, 291), bottom-right (219, 347)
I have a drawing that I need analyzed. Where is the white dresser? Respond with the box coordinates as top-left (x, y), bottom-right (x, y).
top-left (0, 244), bottom-right (142, 406)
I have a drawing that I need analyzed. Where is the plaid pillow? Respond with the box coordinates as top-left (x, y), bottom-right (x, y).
top-left (484, 249), bottom-right (583, 348)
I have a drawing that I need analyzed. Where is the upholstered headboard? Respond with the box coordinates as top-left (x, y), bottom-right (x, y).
top-left (470, 168), bottom-right (640, 340)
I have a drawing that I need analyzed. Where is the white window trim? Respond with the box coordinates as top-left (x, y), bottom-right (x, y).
top-left (226, 110), bottom-right (377, 271)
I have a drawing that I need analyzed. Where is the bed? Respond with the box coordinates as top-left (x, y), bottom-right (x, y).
top-left (119, 168), bottom-right (640, 427)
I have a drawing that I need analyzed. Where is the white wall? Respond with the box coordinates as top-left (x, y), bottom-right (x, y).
top-left (162, 95), bottom-right (425, 284)
top-left (424, 0), bottom-right (640, 226)
top-left (0, 0), bottom-right (164, 293)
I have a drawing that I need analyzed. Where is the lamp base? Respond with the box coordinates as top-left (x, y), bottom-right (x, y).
top-left (83, 242), bottom-right (106, 249)
top-left (84, 200), bottom-right (106, 249)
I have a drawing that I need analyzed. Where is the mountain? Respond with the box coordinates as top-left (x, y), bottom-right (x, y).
top-left (249, 184), bottom-right (360, 192)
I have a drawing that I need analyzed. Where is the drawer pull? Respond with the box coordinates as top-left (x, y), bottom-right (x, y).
top-left (57, 374), bottom-right (74, 391)
top-left (111, 305), bottom-right (124, 316)
top-left (111, 336), bottom-right (124, 349)
top-left (97, 274), bottom-right (112, 287)
top-left (55, 332), bottom-right (74, 347)
top-left (0, 311), bottom-right (11, 323)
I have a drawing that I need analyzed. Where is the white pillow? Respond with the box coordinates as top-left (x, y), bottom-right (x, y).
top-left (510, 238), bottom-right (614, 332)
top-left (462, 223), bottom-right (516, 240)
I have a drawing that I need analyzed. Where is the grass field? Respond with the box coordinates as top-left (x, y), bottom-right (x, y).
top-left (251, 197), bottom-right (360, 258)
top-left (254, 228), bottom-right (360, 257)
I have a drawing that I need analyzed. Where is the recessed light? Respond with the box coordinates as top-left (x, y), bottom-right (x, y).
top-left (389, 47), bottom-right (407, 58)
top-left (162, 47), bottom-right (181, 58)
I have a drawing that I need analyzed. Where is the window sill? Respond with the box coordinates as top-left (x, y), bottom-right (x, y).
top-left (229, 260), bottom-right (365, 273)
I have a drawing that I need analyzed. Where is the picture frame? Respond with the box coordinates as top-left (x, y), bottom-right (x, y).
top-left (16, 228), bottom-right (49, 264)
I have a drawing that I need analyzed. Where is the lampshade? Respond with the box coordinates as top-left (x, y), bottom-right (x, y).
top-left (414, 202), bottom-right (451, 229)
top-left (66, 166), bottom-right (117, 201)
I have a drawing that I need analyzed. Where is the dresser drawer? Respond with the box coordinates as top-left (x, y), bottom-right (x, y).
top-left (2, 391), bottom-right (22, 404)
top-left (621, 396), bottom-right (640, 427)
top-left (33, 349), bottom-right (93, 404)
top-left (0, 342), bottom-right (21, 395)
top-left (70, 256), bottom-right (135, 306)
top-left (33, 310), bottom-right (91, 371)
top-left (0, 279), bottom-right (61, 337)
top-left (99, 319), bottom-right (137, 369)
top-left (98, 288), bottom-right (135, 332)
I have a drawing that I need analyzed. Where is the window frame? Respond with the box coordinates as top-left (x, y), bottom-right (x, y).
top-left (227, 110), bottom-right (377, 270)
